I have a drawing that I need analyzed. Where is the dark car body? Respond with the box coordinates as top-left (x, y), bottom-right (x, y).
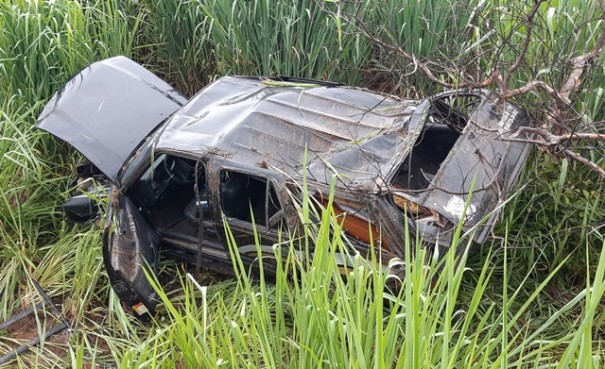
top-left (37, 56), bottom-right (531, 317)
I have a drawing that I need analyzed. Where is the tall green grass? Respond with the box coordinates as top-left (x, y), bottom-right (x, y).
top-left (1, 0), bottom-right (605, 367)
top-left (0, 0), bottom-right (138, 104)
top-left (110, 193), bottom-right (605, 368)
top-left (137, 0), bottom-right (371, 96)
top-left (199, 0), bottom-right (369, 80)
top-left (135, 0), bottom-right (217, 96)
top-left (487, 0), bottom-right (605, 126)
top-left (341, 0), bottom-right (478, 94)
top-left (0, 0), bottom-right (137, 319)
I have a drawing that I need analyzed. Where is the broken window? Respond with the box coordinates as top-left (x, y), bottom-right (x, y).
top-left (220, 170), bottom-right (282, 228)
top-left (391, 94), bottom-right (481, 190)
top-left (129, 154), bottom-right (209, 229)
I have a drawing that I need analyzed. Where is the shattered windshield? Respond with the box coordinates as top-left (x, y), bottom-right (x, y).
top-left (119, 138), bottom-right (155, 187)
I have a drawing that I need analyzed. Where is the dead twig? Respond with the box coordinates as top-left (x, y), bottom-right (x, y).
top-left (562, 148), bottom-right (605, 180)
top-left (343, 0), bottom-right (605, 179)
top-left (505, 0), bottom-right (547, 86)
top-left (510, 127), bottom-right (605, 179)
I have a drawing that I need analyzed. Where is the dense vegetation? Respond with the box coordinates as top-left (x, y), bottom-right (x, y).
top-left (1, 0), bottom-right (604, 367)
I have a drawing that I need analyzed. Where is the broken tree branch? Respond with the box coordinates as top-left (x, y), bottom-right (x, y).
top-left (353, 16), bottom-right (452, 89)
top-left (499, 80), bottom-right (569, 103)
top-left (560, 14), bottom-right (605, 102)
top-left (562, 148), bottom-right (605, 180)
top-left (505, 0), bottom-right (547, 87)
top-left (514, 127), bottom-right (605, 146)
top-left (342, 0), bottom-right (605, 179)
top-left (510, 127), bottom-right (605, 179)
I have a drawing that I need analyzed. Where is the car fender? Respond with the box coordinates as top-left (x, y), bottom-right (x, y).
top-left (102, 188), bottom-right (160, 318)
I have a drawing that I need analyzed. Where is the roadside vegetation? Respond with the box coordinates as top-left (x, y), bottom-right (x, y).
top-left (0, 0), bottom-right (604, 368)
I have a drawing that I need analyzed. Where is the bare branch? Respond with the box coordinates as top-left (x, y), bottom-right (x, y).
top-left (500, 80), bottom-right (569, 103)
top-left (353, 16), bottom-right (453, 88)
top-left (513, 127), bottom-right (605, 145)
top-left (510, 127), bottom-right (605, 179)
top-left (559, 11), bottom-right (605, 101)
top-left (340, 0), bottom-right (605, 179)
top-left (506, 0), bottom-right (547, 83)
top-left (347, 6), bottom-right (503, 90)
top-left (557, 132), bottom-right (605, 143)
top-left (562, 148), bottom-right (605, 180)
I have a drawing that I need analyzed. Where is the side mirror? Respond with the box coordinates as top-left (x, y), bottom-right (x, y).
top-left (62, 185), bottom-right (110, 223)
top-left (62, 194), bottom-right (101, 223)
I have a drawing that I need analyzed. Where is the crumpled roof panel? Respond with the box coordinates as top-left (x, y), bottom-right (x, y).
top-left (156, 77), bottom-right (418, 181)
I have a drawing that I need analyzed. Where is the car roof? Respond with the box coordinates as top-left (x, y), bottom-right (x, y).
top-left (155, 76), bottom-right (424, 192)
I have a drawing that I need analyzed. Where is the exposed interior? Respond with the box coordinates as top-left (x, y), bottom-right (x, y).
top-left (128, 154), bottom-right (215, 237)
top-left (391, 94), bottom-right (480, 190)
top-left (220, 170), bottom-right (281, 228)
top-left (127, 154), bottom-right (285, 254)
top-left (392, 125), bottom-right (459, 190)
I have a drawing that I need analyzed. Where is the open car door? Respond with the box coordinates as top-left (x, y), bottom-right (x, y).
top-left (36, 56), bottom-right (187, 182)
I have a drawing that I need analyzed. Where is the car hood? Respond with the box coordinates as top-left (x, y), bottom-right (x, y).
top-left (36, 56), bottom-right (187, 182)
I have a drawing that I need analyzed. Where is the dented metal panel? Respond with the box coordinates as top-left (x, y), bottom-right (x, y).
top-left (154, 77), bottom-right (417, 179)
top-left (102, 192), bottom-right (160, 316)
top-left (37, 56), bottom-right (532, 318)
top-left (36, 56), bottom-right (187, 181)
top-left (392, 97), bottom-right (530, 246)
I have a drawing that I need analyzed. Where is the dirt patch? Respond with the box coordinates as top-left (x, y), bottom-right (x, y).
top-left (0, 305), bottom-right (70, 365)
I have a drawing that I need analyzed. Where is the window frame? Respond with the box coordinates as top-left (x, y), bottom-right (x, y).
top-left (218, 168), bottom-right (285, 232)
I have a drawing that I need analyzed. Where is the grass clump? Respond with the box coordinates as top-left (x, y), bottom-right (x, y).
top-left (110, 188), bottom-right (605, 368)
top-left (0, 0), bottom-right (138, 321)
top-left (136, 0), bottom-right (371, 96)
top-left (0, 0), bottom-right (138, 104)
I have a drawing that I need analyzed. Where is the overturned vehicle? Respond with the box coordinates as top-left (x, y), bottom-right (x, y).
top-left (37, 56), bottom-right (531, 318)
